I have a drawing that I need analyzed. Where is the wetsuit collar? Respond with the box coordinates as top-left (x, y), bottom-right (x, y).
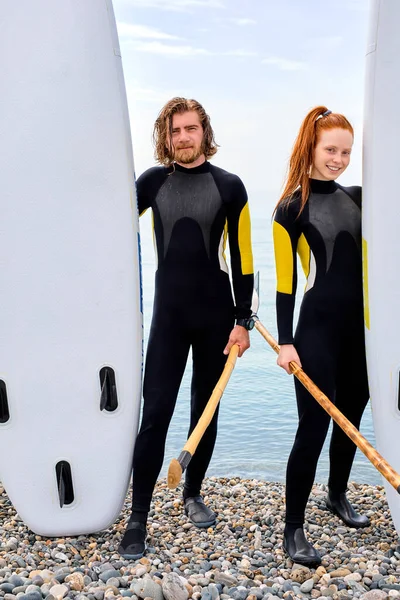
top-left (172, 161), bottom-right (210, 175)
top-left (309, 178), bottom-right (338, 194)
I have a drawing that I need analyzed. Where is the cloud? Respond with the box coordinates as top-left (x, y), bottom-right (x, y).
top-left (117, 23), bottom-right (182, 40)
top-left (128, 41), bottom-right (257, 59)
top-left (229, 18), bottom-right (256, 26)
top-left (132, 41), bottom-right (211, 57)
top-left (347, 0), bottom-right (368, 10)
top-left (121, 0), bottom-right (225, 11)
top-left (126, 83), bottom-right (180, 104)
top-left (262, 57), bottom-right (309, 71)
top-left (305, 35), bottom-right (343, 50)
top-left (224, 49), bottom-right (258, 57)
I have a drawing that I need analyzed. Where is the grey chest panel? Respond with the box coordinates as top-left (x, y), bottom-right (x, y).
top-left (155, 170), bottom-right (223, 258)
top-left (308, 189), bottom-right (361, 271)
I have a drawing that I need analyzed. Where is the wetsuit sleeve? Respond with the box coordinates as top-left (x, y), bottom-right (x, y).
top-left (225, 177), bottom-right (254, 319)
top-left (273, 201), bottom-right (301, 345)
top-left (136, 167), bottom-right (168, 217)
top-left (338, 184), bottom-right (362, 209)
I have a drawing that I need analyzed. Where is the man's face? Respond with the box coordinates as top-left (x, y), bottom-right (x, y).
top-left (170, 110), bottom-right (205, 166)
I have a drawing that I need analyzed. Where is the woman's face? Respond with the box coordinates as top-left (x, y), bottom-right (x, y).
top-left (311, 128), bottom-right (354, 181)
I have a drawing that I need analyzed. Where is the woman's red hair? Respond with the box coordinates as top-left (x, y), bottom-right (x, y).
top-left (275, 106), bottom-right (354, 214)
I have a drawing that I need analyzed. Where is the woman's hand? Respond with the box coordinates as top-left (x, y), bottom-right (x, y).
top-left (277, 344), bottom-right (302, 374)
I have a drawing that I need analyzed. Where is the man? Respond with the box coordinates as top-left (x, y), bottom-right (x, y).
top-left (119, 97), bottom-right (254, 559)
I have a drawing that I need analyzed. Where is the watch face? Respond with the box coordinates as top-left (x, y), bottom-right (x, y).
top-left (248, 318), bottom-right (255, 330)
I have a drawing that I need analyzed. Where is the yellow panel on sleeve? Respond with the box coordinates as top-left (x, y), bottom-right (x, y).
top-left (273, 220), bottom-right (293, 294)
top-left (297, 233), bottom-right (310, 278)
top-left (238, 203), bottom-right (254, 275)
top-left (222, 219), bottom-right (228, 262)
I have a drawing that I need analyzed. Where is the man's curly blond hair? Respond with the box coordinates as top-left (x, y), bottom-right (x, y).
top-left (153, 97), bottom-right (218, 166)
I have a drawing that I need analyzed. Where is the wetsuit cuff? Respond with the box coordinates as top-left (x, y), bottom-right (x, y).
top-left (235, 309), bottom-right (252, 321)
top-left (278, 335), bottom-right (294, 345)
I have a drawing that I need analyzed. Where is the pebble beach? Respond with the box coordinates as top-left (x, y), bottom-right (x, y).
top-left (1, 478), bottom-right (399, 600)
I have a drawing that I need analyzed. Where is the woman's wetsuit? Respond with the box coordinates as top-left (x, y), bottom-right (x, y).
top-left (273, 178), bottom-right (369, 525)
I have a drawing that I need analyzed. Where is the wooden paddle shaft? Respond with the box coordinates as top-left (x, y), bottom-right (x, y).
top-left (182, 344), bottom-right (239, 456)
top-left (255, 319), bottom-right (400, 493)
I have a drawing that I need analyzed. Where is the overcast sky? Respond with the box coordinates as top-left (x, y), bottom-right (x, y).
top-left (113, 0), bottom-right (370, 211)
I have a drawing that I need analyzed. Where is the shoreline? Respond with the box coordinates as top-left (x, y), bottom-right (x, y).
top-left (1, 477), bottom-right (399, 600)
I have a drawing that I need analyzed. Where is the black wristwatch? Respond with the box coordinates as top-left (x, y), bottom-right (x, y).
top-left (236, 317), bottom-right (255, 331)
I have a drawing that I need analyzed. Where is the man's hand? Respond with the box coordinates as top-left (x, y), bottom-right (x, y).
top-left (223, 325), bottom-right (250, 358)
top-left (277, 344), bottom-right (302, 374)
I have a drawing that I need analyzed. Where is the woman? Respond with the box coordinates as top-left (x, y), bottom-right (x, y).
top-left (273, 106), bottom-right (369, 566)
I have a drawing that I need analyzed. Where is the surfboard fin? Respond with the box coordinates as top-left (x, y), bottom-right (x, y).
top-left (99, 367), bottom-right (118, 412)
top-left (56, 461), bottom-right (74, 508)
top-left (0, 380), bottom-right (10, 424)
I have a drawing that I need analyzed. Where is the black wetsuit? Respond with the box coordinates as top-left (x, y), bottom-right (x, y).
top-left (273, 178), bottom-right (369, 526)
top-left (131, 161), bottom-right (254, 513)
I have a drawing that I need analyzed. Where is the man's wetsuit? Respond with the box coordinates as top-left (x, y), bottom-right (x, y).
top-left (273, 178), bottom-right (369, 526)
top-left (131, 161), bottom-right (254, 513)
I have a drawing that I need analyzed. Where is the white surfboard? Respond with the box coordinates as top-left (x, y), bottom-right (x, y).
top-left (363, 0), bottom-right (400, 536)
top-left (0, 0), bottom-right (142, 536)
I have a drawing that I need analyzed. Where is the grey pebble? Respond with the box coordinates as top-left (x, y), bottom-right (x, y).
top-left (300, 579), bottom-right (314, 594)
top-left (214, 574), bottom-right (238, 587)
top-left (104, 578), bottom-right (120, 588)
top-left (134, 579), bottom-right (164, 600)
top-left (231, 589), bottom-right (248, 600)
top-left (8, 578), bottom-right (25, 589)
top-left (24, 587), bottom-right (41, 595)
top-left (99, 571), bottom-right (121, 584)
top-left (12, 586), bottom-right (28, 594)
top-left (208, 583), bottom-right (220, 600)
top-left (247, 588), bottom-right (264, 599)
top-left (18, 594), bottom-right (43, 600)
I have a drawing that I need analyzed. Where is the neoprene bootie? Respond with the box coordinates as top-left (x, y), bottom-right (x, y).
top-left (326, 490), bottom-right (370, 528)
top-left (283, 525), bottom-right (321, 566)
top-left (118, 517), bottom-right (147, 560)
top-left (184, 495), bottom-right (216, 528)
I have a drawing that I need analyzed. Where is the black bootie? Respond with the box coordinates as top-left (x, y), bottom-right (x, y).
top-left (326, 490), bottom-right (370, 528)
top-left (283, 525), bottom-right (321, 566)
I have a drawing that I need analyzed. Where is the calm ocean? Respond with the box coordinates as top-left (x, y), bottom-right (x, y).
top-left (138, 204), bottom-right (379, 487)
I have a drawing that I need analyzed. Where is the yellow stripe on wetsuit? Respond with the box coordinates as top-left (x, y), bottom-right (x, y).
top-left (273, 221), bottom-right (293, 294)
top-left (273, 222), bottom-right (310, 293)
top-left (222, 220), bottom-right (228, 263)
top-left (297, 233), bottom-right (310, 279)
top-left (238, 202), bottom-right (254, 275)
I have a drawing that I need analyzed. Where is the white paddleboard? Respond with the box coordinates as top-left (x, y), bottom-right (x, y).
top-left (0, 0), bottom-right (142, 536)
top-left (363, 0), bottom-right (400, 536)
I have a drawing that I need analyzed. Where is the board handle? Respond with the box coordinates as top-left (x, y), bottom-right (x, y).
top-left (0, 380), bottom-right (10, 424)
top-left (55, 461), bottom-right (74, 508)
top-left (99, 367), bottom-right (118, 412)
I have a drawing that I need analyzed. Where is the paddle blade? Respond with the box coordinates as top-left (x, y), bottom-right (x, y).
top-left (167, 458), bottom-right (183, 489)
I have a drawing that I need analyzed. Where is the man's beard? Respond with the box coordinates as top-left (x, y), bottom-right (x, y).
top-left (174, 145), bottom-right (203, 164)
